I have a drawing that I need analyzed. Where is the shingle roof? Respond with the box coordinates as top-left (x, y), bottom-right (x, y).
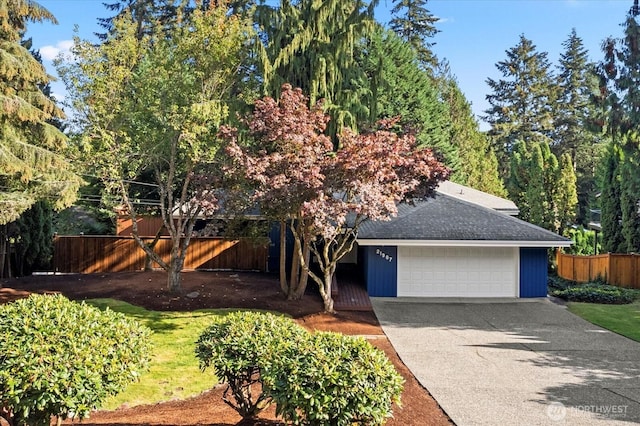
top-left (357, 193), bottom-right (570, 246)
top-left (436, 181), bottom-right (519, 215)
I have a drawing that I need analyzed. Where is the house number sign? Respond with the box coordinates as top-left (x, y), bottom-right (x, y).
top-left (375, 248), bottom-right (393, 262)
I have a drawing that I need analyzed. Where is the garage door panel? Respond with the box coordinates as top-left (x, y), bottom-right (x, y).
top-left (397, 246), bottom-right (518, 297)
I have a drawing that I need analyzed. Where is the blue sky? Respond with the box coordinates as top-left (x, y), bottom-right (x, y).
top-left (28, 0), bottom-right (633, 128)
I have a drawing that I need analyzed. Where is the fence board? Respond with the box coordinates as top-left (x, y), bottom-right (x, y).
top-left (556, 251), bottom-right (640, 289)
top-left (53, 236), bottom-right (268, 273)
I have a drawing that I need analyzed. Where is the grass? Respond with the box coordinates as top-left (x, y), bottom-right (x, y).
top-left (85, 299), bottom-right (231, 410)
top-left (567, 301), bottom-right (640, 342)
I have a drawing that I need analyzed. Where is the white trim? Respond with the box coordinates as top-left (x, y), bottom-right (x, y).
top-left (356, 239), bottom-right (572, 248)
top-left (515, 247), bottom-right (520, 298)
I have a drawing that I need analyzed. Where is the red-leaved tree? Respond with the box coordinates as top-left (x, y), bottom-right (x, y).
top-left (221, 85), bottom-right (449, 312)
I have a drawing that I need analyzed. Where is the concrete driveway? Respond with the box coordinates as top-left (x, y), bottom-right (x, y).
top-left (371, 298), bottom-right (640, 425)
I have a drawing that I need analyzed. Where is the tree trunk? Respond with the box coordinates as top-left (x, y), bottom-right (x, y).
top-left (0, 224), bottom-right (6, 280)
top-left (279, 220), bottom-right (289, 295)
top-left (287, 246), bottom-right (300, 300)
top-left (167, 263), bottom-right (182, 293)
top-left (145, 224), bottom-right (166, 271)
top-left (167, 240), bottom-right (185, 293)
top-left (319, 270), bottom-right (335, 313)
top-left (291, 242), bottom-right (311, 300)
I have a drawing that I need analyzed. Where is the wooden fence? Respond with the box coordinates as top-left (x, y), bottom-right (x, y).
top-left (557, 251), bottom-right (640, 289)
top-left (53, 236), bottom-right (268, 273)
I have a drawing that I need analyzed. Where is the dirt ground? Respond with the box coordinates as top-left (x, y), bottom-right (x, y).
top-left (1, 271), bottom-right (451, 426)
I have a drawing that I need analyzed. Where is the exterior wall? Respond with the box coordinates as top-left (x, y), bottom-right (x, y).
top-left (361, 246), bottom-right (397, 297)
top-left (519, 247), bottom-right (549, 297)
top-left (268, 222), bottom-right (294, 274)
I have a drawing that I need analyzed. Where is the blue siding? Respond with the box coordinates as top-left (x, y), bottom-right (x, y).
top-left (267, 222), bottom-right (294, 273)
top-left (362, 246), bottom-right (397, 297)
top-left (519, 248), bottom-right (548, 297)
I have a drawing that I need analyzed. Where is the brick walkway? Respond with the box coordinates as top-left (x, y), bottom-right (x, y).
top-left (333, 270), bottom-right (372, 312)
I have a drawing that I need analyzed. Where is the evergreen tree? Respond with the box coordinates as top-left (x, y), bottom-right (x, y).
top-left (598, 143), bottom-right (625, 253)
top-left (556, 152), bottom-right (579, 235)
top-left (389, 0), bottom-right (439, 69)
top-left (507, 140), bottom-right (577, 233)
top-left (97, 0), bottom-right (169, 40)
top-left (554, 29), bottom-right (604, 225)
top-left (355, 27), bottom-right (455, 170)
top-left (438, 68), bottom-right (506, 196)
top-left (595, 1), bottom-right (640, 253)
top-left (484, 35), bottom-right (558, 177)
top-left (254, 0), bottom-right (378, 139)
top-left (0, 0), bottom-right (80, 225)
top-left (619, 144), bottom-right (640, 252)
top-left (14, 200), bottom-right (53, 276)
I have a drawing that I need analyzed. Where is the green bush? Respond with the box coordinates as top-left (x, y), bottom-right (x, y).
top-left (195, 311), bottom-right (309, 419)
top-left (264, 331), bottom-right (404, 426)
top-left (0, 294), bottom-right (150, 426)
top-left (563, 226), bottom-right (601, 256)
top-left (547, 274), bottom-right (576, 291)
top-left (551, 283), bottom-right (638, 304)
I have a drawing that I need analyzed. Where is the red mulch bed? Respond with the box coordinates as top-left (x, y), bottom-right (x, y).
top-left (0, 271), bottom-right (451, 426)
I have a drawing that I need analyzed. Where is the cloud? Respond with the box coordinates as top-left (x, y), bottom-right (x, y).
top-left (436, 16), bottom-right (453, 24)
top-left (39, 40), bottom-right (74, 61)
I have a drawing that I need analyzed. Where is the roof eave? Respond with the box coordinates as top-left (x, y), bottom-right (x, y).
top-left (356, 239), bottom-right (572, 248)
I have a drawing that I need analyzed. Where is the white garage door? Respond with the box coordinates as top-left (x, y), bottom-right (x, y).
top-left (397, 246), bottom-right (518, 297)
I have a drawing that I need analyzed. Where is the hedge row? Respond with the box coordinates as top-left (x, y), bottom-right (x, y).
top-left (548, 275), bottom-right (639, 304)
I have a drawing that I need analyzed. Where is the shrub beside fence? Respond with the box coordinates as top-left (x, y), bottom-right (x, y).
top-left (557, 251), bottom-right (640, 289)
top-left (53, 236), bottom-right (268, 273)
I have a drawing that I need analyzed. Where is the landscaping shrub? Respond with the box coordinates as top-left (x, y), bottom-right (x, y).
top-left (563, 226), bottom-right (601, 256)
top-left (263, 331), bottom-right (404, 426)
top-left (195, 311), bottom-right (309, 419)
top-left (547, 274), bottom-right (576, 291)
top-left (551, 283), bottom-right (638, 304)
top-left (0, 294), bottom-right (150, 426)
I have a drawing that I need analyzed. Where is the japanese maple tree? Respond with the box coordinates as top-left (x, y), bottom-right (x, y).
top-left (222, 85), bottom-right (449, 312)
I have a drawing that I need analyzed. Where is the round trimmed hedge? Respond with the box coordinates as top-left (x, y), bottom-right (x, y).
top-left (196, 311), bottom-right (309, 418)
top-left (0, 294), bottom-right (150, 426)
top-left (197, 311), bottom-right (404, 425)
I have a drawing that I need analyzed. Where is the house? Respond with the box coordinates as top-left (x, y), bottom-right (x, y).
top-left (355, 182), bottom-right (572, 298)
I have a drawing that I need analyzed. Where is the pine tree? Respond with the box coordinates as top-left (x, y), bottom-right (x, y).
top-left (0, 0), bottom-right (80, 225)
top-left (389, 0), bottom-right (439, 69)
top-left (484, 35), bottom-right (558, 177)
top-left (95, 0), bottom-right (201, 40)
top-left (554, 29), bottom-right (605, 225)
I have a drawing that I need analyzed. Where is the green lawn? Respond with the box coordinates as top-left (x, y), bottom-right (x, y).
top-left (85, 299), bottom-right (230, 409)
top-left (567, 301), bottom-right (640, 342)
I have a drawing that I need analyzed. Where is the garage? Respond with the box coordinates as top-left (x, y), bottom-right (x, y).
top-left (396, 246), bottom-right (518, 297)
top-left (355, 183), bottom-right (572, 299)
